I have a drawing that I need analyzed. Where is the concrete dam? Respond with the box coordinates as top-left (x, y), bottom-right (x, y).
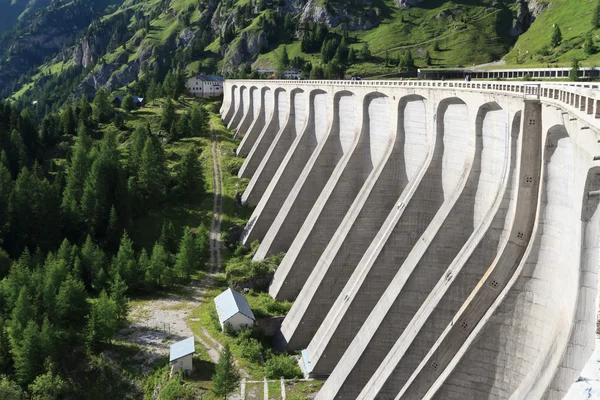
top-left (220, 79), bottom-right (600, 399)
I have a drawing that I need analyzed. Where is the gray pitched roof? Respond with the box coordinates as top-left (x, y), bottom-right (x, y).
top-left (214, 288), bottom-right (255, 323)
top-left (169, 337), bottom-right (195, 362)
top-left (194, 75), bottom-right (224, 82)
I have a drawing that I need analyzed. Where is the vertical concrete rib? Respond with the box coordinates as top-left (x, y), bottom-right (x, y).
top-left (357, 107), bottom-right (517, 399)
top-left (279, 95), bottom-right (430, 350)
top-left (399, 100), bottom-right (543, 400)
top-left (266, 93), bottom-right (392, 299)
top-left (238, 88), bottom-right (286, 179)
top-left (234, 86), bottom-right (258, 139)
top-left (237, 87), bottom-right (272, 156)
top-left (245, 91), bottom-right (356, 277)
top-left (240, 89), bottom-right (305, 209)
top-left (228, 85), bottom-right (246, 130)
top-left (315, 99), bottom-right (498, 399)
top-left (309, 98), bottom-right (474, 390)
top-left (221, 84), bottom-right (237, 125)
top-left (247, 90), bottom-right (330, 254)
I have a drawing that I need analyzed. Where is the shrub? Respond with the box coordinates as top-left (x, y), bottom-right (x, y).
top-left (238, 338), bottom-right (263, 363)
top-left (265, 354), bottom-right (302, 379)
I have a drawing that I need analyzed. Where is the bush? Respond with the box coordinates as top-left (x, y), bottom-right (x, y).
top-left (249, 292), bottom-right (293, 318)
top-left (265, 354), bottom-right (302, 379)
top-left (238, 337), bottom-right (263, 363)
top-left (159, 373), bottom-right (194, 400)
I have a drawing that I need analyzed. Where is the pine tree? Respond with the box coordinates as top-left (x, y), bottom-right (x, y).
top-left (281, 46), bottom-right (290, 69)
top-left (593, 0), bottom-right (600, 28)
top-left (113, 232), bottom-right (138, 288)
top-left (196, 224), bottom-right (210, 269)
top-left (551, 25), bottom-right (562, 47)
top-left (10, 287), bottom-right (33, 344)
top-left (348, 47), bottom-right (357, 64)
top-left (110, 273), bottom-right (129, 323)
top-left (80, 235), bottom-right (107, 292)
top-left (570, 58), bottom-right (580, 81)
top-left (55, 275), bottom-right (89, 332)
top-left (212, 344), bottom-right (239, 398)
top-left (138, 136), bottom-right (168, 208)
top-left (176, 147), bottom-right (203, 200)
top-left (13, 321), bottom-right (42, 386)
top-left (585, 35), bottom-right (597, 55)
top-left (146, 243), bottom-right (171, 288)
top-left (176, 112), bottom-right (191, 139)
top-left (175, 228), bottom-right (197, 280)
top-left (80, 129), bottom-right (120, 237)
top-left (190, 105), bottom-right (209, 136)
top-left (0, 163), bottom-right (13, 236)
top-left (86, 291), bottom-right (118, 349)
top-left (159, 221), bottom-right (178, 254)
top-left (92, 89), bottom-right (114, 123)
top-left (128, 125), bottom-right (149, 174)
top-left (62, 127), bottom-right (92, 222)
top-left (360, 42), bottom-right (371, 61)
top-left (61, 105), bottom-right (76, 136)
top-left (106, 206), bottom-right (119, 251)
top-left (138, 248), bottom-right (150, 290)
top-left (160, 99), bottom-right (176, 132)
top-left (424, 50), bottom-right (431, 66)
top-left (122, 94), bottom-right (136, 113)
top-left (0, 317), bottom-right (12, 374)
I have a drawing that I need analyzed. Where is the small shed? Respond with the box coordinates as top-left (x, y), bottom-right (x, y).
top-left (214, 288), bottom-right (255, 332)
top-left (113, 95), bottom-right (145, 108)
top-left (169, 337), bottom-right (195, 374)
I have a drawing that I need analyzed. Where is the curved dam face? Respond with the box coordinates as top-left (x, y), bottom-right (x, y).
top-left (222, 79), bottom-right (600, 399)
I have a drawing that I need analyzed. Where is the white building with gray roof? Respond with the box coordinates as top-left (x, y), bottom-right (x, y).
top-left (214, 288), bottom-right (255, 332)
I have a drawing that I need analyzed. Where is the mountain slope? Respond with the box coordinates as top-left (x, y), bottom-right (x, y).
top-left (0, 0), bottom-right (589, 109)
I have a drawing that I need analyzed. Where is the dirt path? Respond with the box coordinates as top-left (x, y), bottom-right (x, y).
top-left (117, 124), bottom-right (250, 391)
top-left (209, 128), bottom-right (224, 272)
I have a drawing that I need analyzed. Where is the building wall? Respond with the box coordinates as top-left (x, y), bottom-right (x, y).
top-left (186, 77), bottom-right (224, 97)
top-left (171, 354), bottom-right (193, 373)
top-left (221, 312), bottom-right (254, 332)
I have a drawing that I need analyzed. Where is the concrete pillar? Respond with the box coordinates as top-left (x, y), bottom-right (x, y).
top-left (239, 88), bottom-right (287, 179)
top-left (222, 84), bottom-right (237, 126)
top-left (357, 109), bottom-right (520, 399)
top-left (228, 86), bottom-right (247, 130)
top-left (237, 87), bottom-right (271, 156)
top-left (246, 91), bottom-right (357, 273)
top-left (267, 93), bottom-right (393, 299)
top-left (399, 100), bottom-right (541, 400)
top-left (307, 97), bottom-right (474, 383)
top-left (315, 102), bottom-right (510, 399)
top-left (278, 95), bottom-right (430, 350)
top-left (240, 89), bottom-right (305, 208)
top-left (242, 89), bottom-right (321, 245)
top-left (234, 86), bottom-right (259, 140)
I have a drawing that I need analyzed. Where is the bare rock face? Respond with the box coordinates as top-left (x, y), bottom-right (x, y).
top-left (299, 0), bottom-right (381, 30)
top-left (510, 0), bottom-right (549, 37)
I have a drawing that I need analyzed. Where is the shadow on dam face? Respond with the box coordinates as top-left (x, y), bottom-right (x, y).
top-left (307, 97), bottom-right (471, 381)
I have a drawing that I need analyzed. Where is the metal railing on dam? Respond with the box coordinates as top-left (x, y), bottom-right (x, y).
top-left (221, 79), bottom-right (600, 400)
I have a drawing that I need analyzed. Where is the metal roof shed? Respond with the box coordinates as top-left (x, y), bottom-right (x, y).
top-left (169, 337), bottom-right (195, 374)
top-left (214, 288), bottom-right (255, 332)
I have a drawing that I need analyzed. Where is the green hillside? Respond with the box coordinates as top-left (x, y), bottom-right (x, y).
top-left (504, 0), bottom-right (600, 67)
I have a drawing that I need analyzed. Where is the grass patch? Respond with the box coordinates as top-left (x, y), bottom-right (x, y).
top-left (285, 380), bottom-right (324, 400)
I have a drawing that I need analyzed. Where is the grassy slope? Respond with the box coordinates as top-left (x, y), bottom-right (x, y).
top-left (504, 0), bottom-right (600, 67)
top-left (253, 0), bottom-right (513, 75)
